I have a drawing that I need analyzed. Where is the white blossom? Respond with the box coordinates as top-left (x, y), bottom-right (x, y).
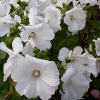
top-left (61, 67), bottom-right (89, 100)
top-left (20, 23), bottom-right (55, 50)
top-left (11, 54), bottom-right (59, 100)
top-left (64, 7), bottom-right (86, 33)
top-left (58, 46), bottom-right (88, 73)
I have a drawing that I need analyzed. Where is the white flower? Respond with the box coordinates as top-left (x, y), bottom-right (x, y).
top-left (0, 37), bottom-right (23, 81)
top-left (20, 23), bottom-right (55, 50)
top-left (61, 67), bottom-right (89, 100)
top-left (58, 46), bottom-right (88, 73)
top-left (11, 54), bottom-right (59, 100)
top-left (44, 5), bottom-right (61, 32)
top-left (64, 7), bottom-right (86, 33)
top-left (93, 38), bottom-right (100, 56)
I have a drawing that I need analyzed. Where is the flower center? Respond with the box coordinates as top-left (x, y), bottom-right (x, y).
top-left (52, 0), bottom-right (57, 4)
top-left (70, 15), bottom-right (74, 20)
top-left (33, 70), bottom-right (40, 77)
top-left (29, 32), bottom-right (35, 38)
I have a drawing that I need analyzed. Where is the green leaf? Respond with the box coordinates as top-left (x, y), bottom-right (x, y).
top-left (93, 78), bottom-right (100, 90)
top-left (0, 50), bottom-right (6, 59)
top-left (91, 20), bottom-right (100, 30)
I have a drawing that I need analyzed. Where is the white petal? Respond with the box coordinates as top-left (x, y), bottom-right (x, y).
top-left (68, 20), bottom-right (79, 33)
top-left (62, 84), bottom-right (77, 100)
top-left (14, 15), bottom-right (21, 23)
top-left (34, 35), bottom-right (51, 50)
top-left (72, 62), bottom-right (86, 73)
top-left (20, 29), bottom-right (30, 42)
top-left (27, 23), bottom-right (55, 40)
top-left (0, 42), bottom-right (13, 56)
top-left (11, 55), bottom-right (28, 82)
top-left (26, 0), bottom-right (39, 11)
top-left (25, 55), bottom-right (48, 71)
top-left (12, 37), bottom-right (23, 54)
top-left (22, 41), bottom-right (35, 56)
top-left (74, 56), bottom-right (88, 65)
top-left (61, 67), bottom-right (78, 84)
top-left (0, 22), bottom-right (11, 37)
top-left (61, 84), bottom-right (69, 100)
top-left (9, 0), bottom-right (19, 8)
top-left (96, 58), bottom-right (100, 73)
top-left (3, 59), bottom-right (11, 81)
top-left (16, 76), bottom-right (38, 98)
top-left (89, 0), bottom-right (97, 6)
top-left (37, 78), bottom-right (57, 100)
top-left (73, 46), bottom-right (83, 56)
top-left (58, 47), bottom-right (69, 61)
top-left (70, 73), bottom-right (89, 99)
top-left (28, 7), bottom-right (37, 25)
top-left (36, 23), bottom-right (55, 40)
top-left (42, 61), bottom-right (59, 86)
top-left (87, 56), bottom-right (97, 77)
top-left (64, 13), bottom-right (71, 26)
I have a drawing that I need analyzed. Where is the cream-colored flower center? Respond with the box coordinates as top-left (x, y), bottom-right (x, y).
top-left (33, 70), bottom-right (40, 77)
top-left (70, 15), bottom-right (74, 20)
top-left (52, 0), bottom-right (57, 4)
top-left (29, 32), bottom-right (35, 38)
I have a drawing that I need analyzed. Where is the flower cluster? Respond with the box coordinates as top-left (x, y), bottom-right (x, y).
top-left (0, 0), bottom-right (100, 100)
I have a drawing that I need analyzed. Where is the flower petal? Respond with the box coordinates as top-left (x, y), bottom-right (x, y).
top-left (42, 61), bottom-right (59, 86)
top-left (73, 46), bottom-right (83, 56)
top-left (61, 67), bottom-right (78, 84)
top-left (58, 47), bottom-right (69, 61)
top-left (3, 59), bottom-right (11, 81)
top-left (12, 37), bottom-right (23, 54)
top-left (16, 76), bottom-right (38, 98)
top-left (0, 42), bottom-right (13, 56)
top-left (34, 35), bottom-right (51, 50)
top-left (37, 78), bottom-right (57, 100)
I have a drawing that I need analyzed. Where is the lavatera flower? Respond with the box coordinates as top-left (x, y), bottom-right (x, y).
top-left (58, 46), bottom-right (88, 73)
top-left (64, 6), bottom-right (86, 34)
top-left (60, 67), bottom-right (89, 100)
top-left (20, 23), bottom-right (55, 50)
top-left (11, 54), bottom-right (60, 100)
